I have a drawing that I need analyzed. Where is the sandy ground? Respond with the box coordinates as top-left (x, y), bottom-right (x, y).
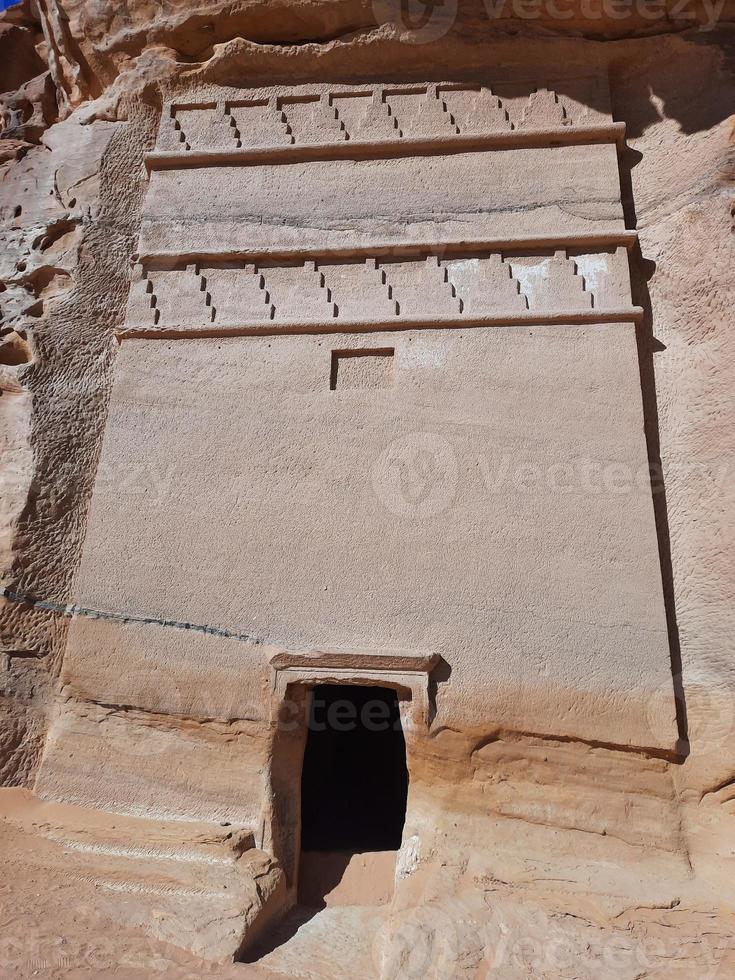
top-left (4, 786), bottom-right (735, 980)
top-left (0, 786), bottom-right (280, 979)
top-left (0, 790), bottom-right (393, 979)
top-left (0, 821), bottom-right (269, 979)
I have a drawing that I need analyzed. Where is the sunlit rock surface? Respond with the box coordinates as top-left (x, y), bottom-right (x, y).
top-left (0, 0), bottom-right (734, 974)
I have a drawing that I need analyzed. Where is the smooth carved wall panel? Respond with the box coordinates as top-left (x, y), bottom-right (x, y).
top-left (124, 248), bottom-right (633, 334)
top-left (73, 327), bottom-right (674, 750)
top-left (139, 144), bottom-right (625, 255)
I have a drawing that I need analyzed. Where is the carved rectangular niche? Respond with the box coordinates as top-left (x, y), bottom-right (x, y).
top-left (329, 348), bottom-right (395, 390)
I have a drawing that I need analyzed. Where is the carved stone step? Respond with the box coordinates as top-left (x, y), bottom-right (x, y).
top-left (0, 789), bottom-right (284, 963)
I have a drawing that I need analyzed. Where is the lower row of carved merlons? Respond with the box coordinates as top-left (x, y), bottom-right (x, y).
top-left (125, 248), bottom-right (631, 330)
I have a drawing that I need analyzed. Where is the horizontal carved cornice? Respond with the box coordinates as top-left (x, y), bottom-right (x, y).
top-left (135, 230), bottom-right (638, 266)
top-left (151, 79), bottom-right (616, 170)
top-left (119, 308), bottom-right (643, 340)
top-left (121, 235), bottom-right (637, 339)
top-left (145, 122), bottom-right (626, 171)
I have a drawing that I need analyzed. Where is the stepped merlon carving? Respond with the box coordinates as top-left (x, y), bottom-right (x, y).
top-left (332, 92), bottom-right (398, 143)
top-left (439, 86), bottom-right (510, 135)
top-left (154, 77), bottom-right (614, 157)
top-left (444, 254), bottom-right (526, 314)
top-left (229, 99), bottom-right (292, 148)
top-left (572, 246), bottom-right (630, 309)
top-left (124, 244), bottom-right (633, 334)
top-left (281, 96), bottom-right (346, 144)
top-left (206, 263), bottom-right (274, 323)
top-left (509, 250), bottom-right (591, 313)
top-left (172, 104), bottom-right (235, 152)
top-left (387, 256), bottom-right (461, 318)
top-left (520, 87), bottom-right (569, 130)
top-left (322, 259), bottom-right (398, 320)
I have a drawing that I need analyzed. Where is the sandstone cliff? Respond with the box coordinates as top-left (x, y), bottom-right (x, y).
top-left (0, 1), bottom-right (734, 976)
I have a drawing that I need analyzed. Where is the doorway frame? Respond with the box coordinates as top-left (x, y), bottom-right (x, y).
top-left (260, 647), bottom-right (439, 897)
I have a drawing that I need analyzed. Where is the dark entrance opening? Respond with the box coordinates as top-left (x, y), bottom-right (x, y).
top-left (300, 684), bottom-right (408, 853)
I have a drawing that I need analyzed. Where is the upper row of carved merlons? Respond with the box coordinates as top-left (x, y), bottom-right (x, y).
top-left (156, 80), bottom-right (613, 153)
top-left (125, 248), bottom-right (631, 331)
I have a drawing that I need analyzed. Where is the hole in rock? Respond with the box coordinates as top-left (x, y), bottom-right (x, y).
top-left (241, 686), bottom-right (410, 962)
top-left (0, 331), bottom-right (32, 365)
top-left (300, 684), bottom-right (408, 854)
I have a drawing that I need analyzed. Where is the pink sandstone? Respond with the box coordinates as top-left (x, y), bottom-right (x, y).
top-left (0, 0), bottom-right (734, 975)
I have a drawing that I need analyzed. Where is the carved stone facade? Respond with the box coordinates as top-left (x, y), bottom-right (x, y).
top-left (1, 3), bottom-right (734, 976)
top-left (25, 65), bottom-right (677, 959)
